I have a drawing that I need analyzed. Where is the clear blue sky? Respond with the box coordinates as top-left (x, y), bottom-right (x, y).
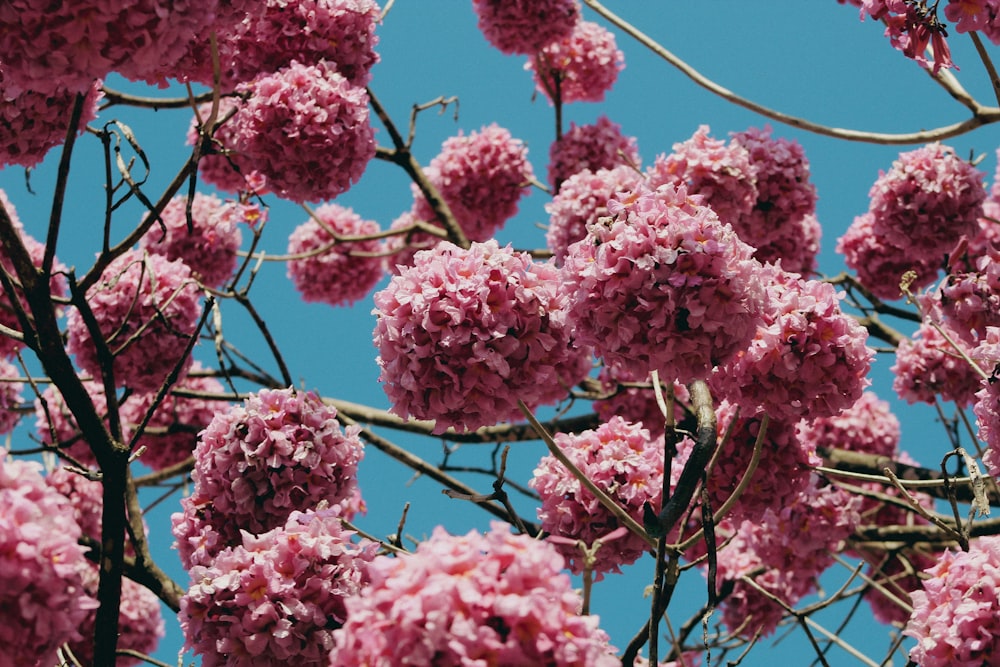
top-left (3, 2), bottom-right (999, 665)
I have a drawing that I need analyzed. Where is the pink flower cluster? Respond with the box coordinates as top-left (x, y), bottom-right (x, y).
top-left (864, 549), bottom-right (940, 626)
top-left (715, 481), bottom-right (861, 638)
top-left (384, 211), bottom-right (443, 274)
top-left (797, 390), bottom-right (901, 458)
top-left (711, 265), bottom-right (873, 422)
top-left (944, 0), bottom-right (1000, 42)
top-left (220, 0), bottom-right (381, 88)
top-left (527, 20), bottom-right (624, 104)
top-left (411, 124), bottom-right (535, 242)
top-left (853, 0), bottom-right (955, 72)
top-left (227, 61), bottom-right (375, 203)
top-left (0, 452), bottom-right (96, 666)
top-left (34, 377), bottom-right (110, 467)
top-left (329, 523), bottom-right (620, 666)
top-left (139, 193), bottom-right (246, 289)
top-left (0, 81), bottom-right (102, 168)
top-left (548, 115), bottom-right (641, 189)
top-left (593, 366), bottom-right (690, 443)
top-left (171, 388), bottom-right (365, 569)
top-left (373, 240), bottom-right (590, 433)
top-left (66, 250), bottom-right (202, 393)
top-left (934, 248), bottom-right (1000, 344)
top-left (904, 535), bottom-right (1000, 666)
top-left (545, 165), bottom-right (643, 264)
top-left (472, 0), bottom-right (580, 54)
top-left (0, 358), bottom-right (22, 435)
top-left (892, 320), bottom-right (982, 407)
top-left (561, 185), bottom-right (764, 384)
top-left (530, 416), bottom-right (661, 575)
top-left (975, 327), bottom-right (1000, 475)
top-left (287, 204), bottom-right (385, 307)
top-left (181, 508), bottom-right (376, 667)
top-left (190, 98), bottom-right (270, 195)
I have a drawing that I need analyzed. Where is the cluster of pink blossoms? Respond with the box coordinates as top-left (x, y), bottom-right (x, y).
top-left (190, 98), bottom-right (269, 195)
top-left (527, 20), bottom-right (624, 104)
top-left (797, 390), bottom-right (901, 459)
top-left (904, 535), bottom-right (1000, 666)
top-left (0, 81), bottom-right (102, 168)
top-left (548, 115), bottom-right (641, 189)
top-left (0, 452), bottom-right (96, 667)
top-left (171, 388), bottom-right (365, 569)
top-left (66, 250), bottom-right (202, 393)
top-left (974, 328), bottom-right (1000, 475)
top-left (838, 212), bottom-right (942, 300)
top-left (383, 211), bottom-right (443, 274)
top-left (139, 193), bottom-right (247, 289)
top-left (933, 248), bottom-right (1000, 344)
top-left (545, 165), bottom-right (643, 264)
top-left (373, 240), bottom-right (590, 433)
top-left (0, 358), bottom-right (22, 435)
top-left (287, 204), bottom-right (385, 307)
top-left (329, 523), bottom-right (620, 666)
top-left (711, 265), bottom-right (873, 422)
top-left (592, 366), bottom-right (690, 443)
top-left (411, 124), bottom-right (535, 242)
top-left (848, 0), bottom-right (955, 71)
top-left (181, 508), bottom-right (376, 667)
top-left (472, 0), bottom-right (580, 54)
top-left (530, 417), bottom-right (662, 575)
top-left (34, 377), bottom-right (110, 467)
top-left (892, 320), bottom-right (983, 407)
top-left (561, 185), bottom-right (764, 384)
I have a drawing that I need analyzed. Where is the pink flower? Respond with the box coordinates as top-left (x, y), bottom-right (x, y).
top-left (751, 212), bottom-right (822, 275)
top-left (383, 211), bottom-right (444, 275)
top-left (545, 165), bottom-right (643, 264)
top-left (66, 250), bottom-right (202, 393)
top-left (373, 240), bottom-right (590, 434)
top-left (0, 81), bottom-right (102, 168)
top-left (837, 211), bottom-right (941, 300)
top-left (944, 0), bottom-right (1000, 34)
top-left (472, 0), bottom-right (580, 54)
top-left (868, 143), bottom-right (986, 264)
top-left (548, 115), bottom-right (641, 189)
top-left (975, 354), bottom-right (1000, 476)
top-left (530, 416), bottom-right (663, 575)
top-left (181, 508), bottom-right (376, 667)
top-left (593, 365), bottom-right (689, 444)
top-left (34, 377), bottom-right (111, 467)
top-left (411, 124), bottom-right (535, 242)
top-left (904, 536), bottom-right (1000, 666)
top-left (561, 185), bottom-right (765, 384)
top-left (971, 199), bottom-right (1000, 258)
top-left (892, 320), bottom-right (982, 407)
top-left (797, 390), bottom-right (901, 458)
top-left (230, 61), bottom-right (375, 203)
top-left (863, 549), bottom-right (940, 626)
top-left (171, 388), bottom-right (365, 569)
top-left (189, 98), bottom-right (270, 195)
top-left (287, 204), bottom-right (385, 307)
top-left (0, 358), bottom-right (22, 435)
top-left (139, 193), bottom-right (246, 289)
top-left (0, 452), bottom-right (96, 666)
top-left (933, 248), bottom-right (1000, 344)
top-left (711, 265), bottom-right (873, 422)
top-left (329, 523), bottom-right (620, 666)
top-left (527, 20), bottom-right (624, 104)
top-left (219, 0), bottom-right (381, 87)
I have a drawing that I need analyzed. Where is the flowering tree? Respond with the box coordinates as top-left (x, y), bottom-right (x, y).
top-left (4, 1), bottom-right (1000, 666)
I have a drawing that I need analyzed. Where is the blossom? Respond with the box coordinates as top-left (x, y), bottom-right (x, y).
top-left (411, 124), bottom-right (534, 242)
top-left (66, 250), bottom-right (202, 393)
top-left (34, 377), bottom-right (111, 467)
top-left (171, 388), bottom-right (365, 569)
top-left (867, 143), bottom-right (986, 264)
top-left (219, 0), bottom-right (381, 87)
top-left (189, 98), bottom-right (270, 195)
top-left (892, 320), bottom-right (982, 407)
top-left (561, 185), bottom-right (765, 385)
top-left (863, 549), bottom-right (940, 626)
top-left (548, 115), bottom-right (641, 189)
top-left (592, 365), bottom-right (690, 444)
top-left (796, 390), bottom-right (901, 458)
top-left (545, 165), bottom-right (643, 264)
top-left (229, 61), bottom-right (375, 203)
top-left (837, 211), bottom-right (941, 300)
top-left (287, 204), bottom-right (385, 306)
top-left (383, 211), bottom-right (444, 275)
top-left (180, 508), bottom-right (376, 667)
top-left (0, 81), bottom-right (102, 168)
top-left (530, 416), bottom-right (662, 575)
top-left (472, 0), bottom-right (580, 54)
top-left (857, 1), bottom-right (955, 71)
top-left (139, 193), bottom-right (246, 288)
top-left (328, 523), bottom-right (620, 666)
top-left (373, 240), bottom-right (590, 433)
top-left (0, 452), bottom-right (96, 667)
top-left (971, 198), bottom-right (1000, 258)
top-left (975, 330), bottom-right (1000, 475)
top-left (751, 212), bottom-right (822, 275)
top-left (527, 20), bottom-right (624, 104)
top-left (710, 265), bottom-right (873, 422)
top-left (903, 536), bottom-right (1000, 666)
top-left (0, 358), bottom-right (22, 435)
top-left (934, 248), bottom-right (1000, 344)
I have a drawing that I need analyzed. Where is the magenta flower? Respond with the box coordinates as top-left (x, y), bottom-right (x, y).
top-left (181, 508), bottom-right (377, 667)
top-left (0, 452), bottom-right (96, 667)
top-left (545, 165), bottom-right (643, 265)
top-left (287, 204), bottom-right (385, 307)
top-left (797, 390), bottom-right (901, 459)
top-left (229, 61), bottom-right (375, 203)
top-left (904, 536), bottom-right (1000, 666)
top-left (548, 115), bottom-right (641, 189)
top-left (171, 388), bottom-right (365, 569)
top-left (527, 20), bottom-right (625, 104)
top-left (373, 240), bottom-right (590, 434)
top-left (66, 250), bottom-right (202, 393)
top-left (139, 193), bottom-right (245, 289)
top-left (561, 185), bottom-right (765, 384)
top-left (329, 523), bottom-right (620, 666)
top-left (891, 320), bottom-right (982, 407)
top-left (472, 0), bottom-right (580, 54)
top-left (411, 123), bottom-right (535, 242)
top-left (0, 81), bottom-right (102, 168)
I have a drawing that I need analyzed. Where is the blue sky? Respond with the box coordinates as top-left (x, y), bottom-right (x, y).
top-left (3, 1), bottom-right (1000, 665)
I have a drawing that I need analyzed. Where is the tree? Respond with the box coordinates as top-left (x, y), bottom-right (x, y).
top-left (2, 1), bottom-right (1000, 666)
